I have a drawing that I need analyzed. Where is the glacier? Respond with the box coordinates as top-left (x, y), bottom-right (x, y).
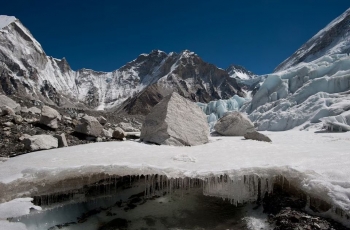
top-left (0, 130), bottom-right (350, 228)
top-left (244, 53), bottom-right (350, 131)
top-left (197, 95), bottom-right (249, 130)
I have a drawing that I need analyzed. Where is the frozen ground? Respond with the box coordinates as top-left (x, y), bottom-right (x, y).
top-left (0, 130), bottom-right (350, 228)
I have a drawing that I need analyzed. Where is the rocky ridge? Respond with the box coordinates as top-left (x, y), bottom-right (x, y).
top-left (0, 15), bottom-right (245, 115)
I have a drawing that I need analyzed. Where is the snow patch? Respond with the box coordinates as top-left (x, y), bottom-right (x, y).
top-left (0, 15), bottom-right (16, 30)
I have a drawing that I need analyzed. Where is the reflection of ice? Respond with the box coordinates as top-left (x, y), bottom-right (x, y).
top-left (12, 178), bottom-right (272, 230)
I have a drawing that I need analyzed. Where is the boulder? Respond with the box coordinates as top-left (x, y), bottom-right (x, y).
top-left (117, 122), bottom-right (140, 132)
top-left (75, 115), bottom-right (103, 137)
top-left (13, 115), bottom-right (23, 124)
top-left (28, 107), bottom-right (41, 114)
top-left (244, 131), bottom-right (272, 142)
top-left (20, 106), bottom-right (29, 113)
top-left (3, 122), bottom-right (14, 127)
top-left (39, 106), bottom-right (62, 129)
top-left (1, 105), bottom-right (15, 116)
top-left (19, 134), bottom-right (31, 141)
top-left (97, 116), bottom-right (107, 125)
top-left (112, 127), bottom-right (126, 140)
top-left (22, 135), bottom-right (58, 151)
top-left (140, 92), bottom-right (209, 146)
top-left (214, 111), bottom-right (255, 136)
top-left (0, 95), bottom-right (20, 112)
top-left (54, 133), bottom-right (68, 147)
top-left (102, 129), bottom-right (112, 138)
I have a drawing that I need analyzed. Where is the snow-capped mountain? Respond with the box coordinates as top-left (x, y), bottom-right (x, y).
top-left (243, 8), bottom-right (350, 131)
top-left (226, 64), bottom-right (255, 80)
top-left (275, 8), bottom-right (350, 72)
top-left (0, 15), bottom-right (244, 112)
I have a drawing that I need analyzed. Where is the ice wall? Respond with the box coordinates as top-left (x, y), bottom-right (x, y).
top-left (197, 95), bottom-right (248, 130)
top-left (245, 54), bottom-right (350, 131)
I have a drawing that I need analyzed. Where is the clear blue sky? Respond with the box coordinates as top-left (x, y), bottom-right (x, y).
top-left (1, 1), bottom-right (349, 74)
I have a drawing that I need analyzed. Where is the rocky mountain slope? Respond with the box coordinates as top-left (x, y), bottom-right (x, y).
top-left (0, 15), bottom-right (244, 114)
top-left (275, 8), bottom-right (350, 72)
top-left (243, 8), bottom-right (350, 131)
top-left (226, 64), bottom-right (256, 80)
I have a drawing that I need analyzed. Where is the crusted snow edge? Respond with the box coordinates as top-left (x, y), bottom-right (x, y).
top-left (0, 165), bottom-right (349, 226)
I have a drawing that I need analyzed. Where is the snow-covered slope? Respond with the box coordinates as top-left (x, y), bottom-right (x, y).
top-left (275, 8), bottom-right (350, 72)
top-left (242, 9), bottom-right (350, 131)
top-left (0, 16), bottom-right (244, 111)
top-left (0, 15), bottom-right (16, 29)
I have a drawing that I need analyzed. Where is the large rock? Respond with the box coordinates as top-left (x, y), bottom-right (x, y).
top-left (244, 131), bottom-right (272, 142)
top-left (39, 106), bottom-right (62, 129)
top-left (1, 106), bottom-right (15, 116)
top-left (117, 122), bottom-right (140, 132)
top-left (102, 129), bottom-right (113, 138)
top-left (28, 107), bottom-right (41, 114)
top-left (75, 115), bottom-right (103, 137)
top-left (23, 135), bottom-right (58, 151)
top-left (97, 116), bottom-right (107, 125)
top-left (140, 92), bottom-right (209, 146)
top-left (214, 111), bottom-right (255, 136)
top-left (0, 95), bottom-right (20, 112)
top-left (54, 133), bottom-right (68, 147)
top-left (112, 127), bottom-right (125, 140)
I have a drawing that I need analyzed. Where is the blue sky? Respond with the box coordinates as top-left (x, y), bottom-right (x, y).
top-left (1, 1), bottom-right (349, 74)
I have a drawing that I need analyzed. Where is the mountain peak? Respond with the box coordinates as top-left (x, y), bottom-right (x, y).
top-left (275, 8), bottom-right (350, 72)
top-left (226, 64), bottom-right (255, 80)
top-left (0, 15), bottom-right (17, 30)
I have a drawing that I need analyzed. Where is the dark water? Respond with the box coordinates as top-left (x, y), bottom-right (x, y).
top-left (14, 181), bottom-right (270, 230)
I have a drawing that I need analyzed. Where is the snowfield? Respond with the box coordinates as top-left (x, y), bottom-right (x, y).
top-left (0, 130), bottom-right (350, 227)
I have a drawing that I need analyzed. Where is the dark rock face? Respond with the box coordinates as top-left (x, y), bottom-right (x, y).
top-left (120, 84), bottom-right (164, 115)
top-left (120, 51), bottom-right (245, 115)
top-left (40, 80), bottom-right (60, 105)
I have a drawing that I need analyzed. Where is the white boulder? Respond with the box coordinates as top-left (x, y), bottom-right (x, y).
top-left (0, 95), bottom-right (20, 113)
top-left (140, 92), bottom-right (209, 146)
top-left (1, 106), bottom-right (15, 116)
top-left (75, 115), bottom-right (103, 137)
top-left (23, 135), bottom-right (58, 151)
top-left (39, 106), bottom-right (62, 129)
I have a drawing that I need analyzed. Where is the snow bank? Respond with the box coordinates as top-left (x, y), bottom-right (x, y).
top-left (0, 131), bottom-right (350, 226)
top-left (0, 15), bottom-right (16, 30)
top-left (0, 198), bottom-right (41, 230)
top-left (245, 54), bottom-right (350, 131)
top-left (0, 198), bottom-right (41, 219)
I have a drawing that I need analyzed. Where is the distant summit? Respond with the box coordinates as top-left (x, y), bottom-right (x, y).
top-left (226, 64), bottom-right (256, 80)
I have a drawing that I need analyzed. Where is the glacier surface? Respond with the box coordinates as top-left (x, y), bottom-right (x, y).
top-left (244, 54), bottom-right (350, 131)
top-left (0, 130), bottom-right (349, 227)
top-left (197, 95), bottom-right (248, 129)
